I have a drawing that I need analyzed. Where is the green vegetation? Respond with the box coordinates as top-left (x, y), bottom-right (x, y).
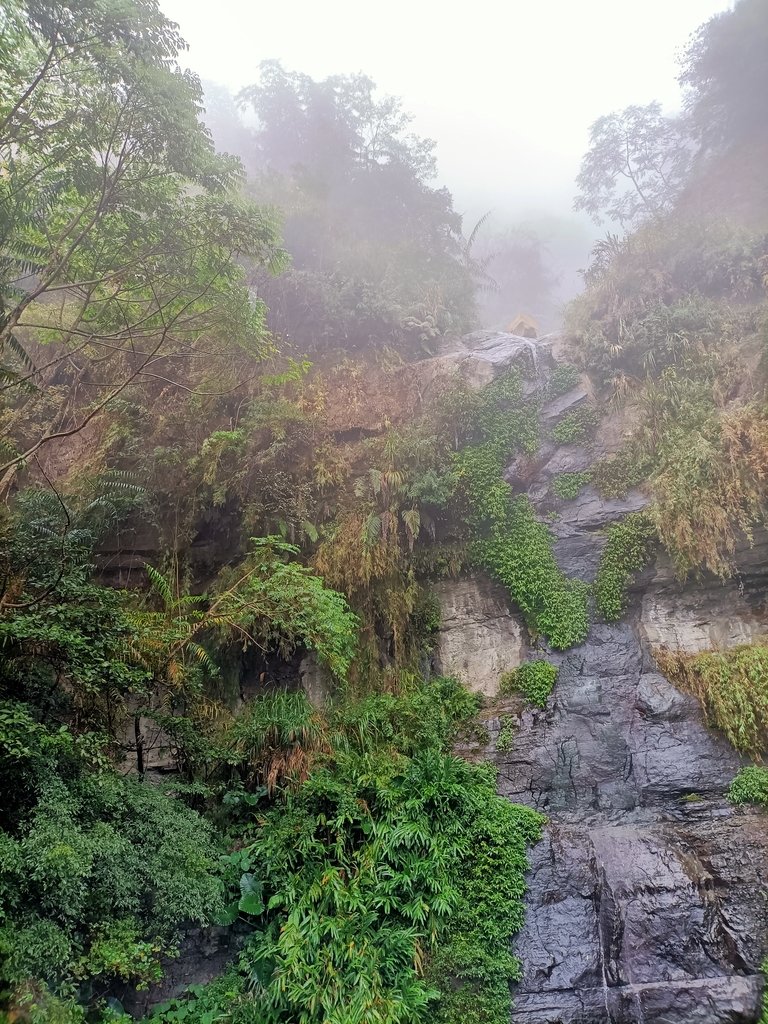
top-left (0, 703), bottom-right (225, 997)
top-left (546, 364), bottom-right (581, 397)
top-left (550, 406), bottom-right (599, 445)
top-left (656, 644), bottom-right (768, 756)
top-left (500, 661), bottom-right (559, 708)
top-left (232, 62), bottom-right (476, 357)
top-left (475, 497), bottom-right (589, 649)
top-left (594, 512), bottom-right (656, 621)
top-left (552, 471), bottom-right (591, 500)
top-left (728, 765), bottom-right (768, 807)
top-left (496, 715), bottom-right (516, 752)
top-left (760, 961), bottom-right (768, 1024)
top-left (3, 0), bottom-right (768, 1019)
top-left (448, 372), bottom-right (589, 649)
top-left (146, 678), bottom-right (544, 1024)
top-left (590, 450), bottom-right (652, 499)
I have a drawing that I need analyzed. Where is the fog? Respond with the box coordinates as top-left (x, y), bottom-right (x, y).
top-left (163, 0), bottom-right (731, 221)
top-left (159, 0), bottom-right (733, 327)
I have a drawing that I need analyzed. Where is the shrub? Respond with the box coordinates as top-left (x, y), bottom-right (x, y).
top-left (729, 765), bottom-right (768, 806)
top-left (500, 661), bottom-right (558, 708)
top-left (546, 363), bottom-right (580, 397)
top-left (147, 678), bottom-right (544, 1024)
top-left (590, 449), bottom-right (651, 499)
top-left (550, 405), bottom-right (599, 445)
top-left (0, 702), bottom-right (225, 996)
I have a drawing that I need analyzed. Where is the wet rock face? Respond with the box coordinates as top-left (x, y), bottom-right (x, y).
top-left (483, 363), bottom-right (768, 1022)
top-left (491, 622), bottom-right (768, 1023)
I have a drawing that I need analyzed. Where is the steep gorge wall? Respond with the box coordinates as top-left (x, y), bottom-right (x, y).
top-left (435, 333), bottom-right (768, 1023)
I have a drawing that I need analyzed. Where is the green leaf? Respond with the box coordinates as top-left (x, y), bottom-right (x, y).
top-left (238, 873), bottom-right (264, 916)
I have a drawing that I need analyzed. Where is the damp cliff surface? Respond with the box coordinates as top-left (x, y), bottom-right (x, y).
top-left (435, 332), bottom-right (768, 1023)
top-left (496, 619), bottom-right (768, 1024)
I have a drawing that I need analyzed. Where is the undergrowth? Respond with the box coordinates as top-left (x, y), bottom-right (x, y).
top-left (655, 643), bottom-right (768, 755)
top-left (145, 676), bottom-right (544, 1024)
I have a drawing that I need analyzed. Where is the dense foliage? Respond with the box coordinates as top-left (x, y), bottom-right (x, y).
top-left (453, 372), bottom-right (590, 649)
top-left (500, 661), bottom-right (559, 709)
top-left (230, 62), bottom-right (476, 358)
top-left (0, 703), bottom-right (224, 1000)
top-left (4, 0), bottom-right (768, 1021)
top-left (551, 471), bottom-right (591, 501)
top-left (146, 678), bottom-right (543, 1024)
top-left (728, 765), bottom-right (768, 807)
top-left (568, 0), bottom-right (768, 581)
top-left (0, 0), bottom-right (285, 481)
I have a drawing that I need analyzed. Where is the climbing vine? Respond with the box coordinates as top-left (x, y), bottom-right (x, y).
top-left (551, 471), bottom-right (591, 500)
top-left (550, 405), bottom-right (598, 445)
top-left (453, 372), bottom-right (590, 650)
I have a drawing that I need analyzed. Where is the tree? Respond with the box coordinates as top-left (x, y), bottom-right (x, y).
top-left (680, 0), bottom-right (768, 150)
top-left (236, 62), bottom-right (475, 356)
top-left (0, 0), bottom-right (286, 486)
top-left (574, 102), bottom-right (692, 228)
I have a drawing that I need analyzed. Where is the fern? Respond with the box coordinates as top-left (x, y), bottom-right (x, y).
top-left (363, 511), bottom-right (382, 547)
top-left (144, 564), bottom-right (174, 608)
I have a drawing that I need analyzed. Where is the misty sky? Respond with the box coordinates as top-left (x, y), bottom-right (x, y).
top-left (163, 0), bottom-right (731, 223)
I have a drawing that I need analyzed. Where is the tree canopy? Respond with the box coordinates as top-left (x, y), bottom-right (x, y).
top-left (0, 0), bottom-right (285, 483)
top-left (230, 62), bottom-right (475, 357)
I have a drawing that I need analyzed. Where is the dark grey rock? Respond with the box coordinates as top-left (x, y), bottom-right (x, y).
top-left (500, 620), bottom-right (768, 1023)
top-left (541, 385), bottom-right (590, 421)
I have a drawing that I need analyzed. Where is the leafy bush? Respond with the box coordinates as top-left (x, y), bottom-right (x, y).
top-left (594, 512), bottom-right (656, 621)
top-left (213, 538), bottom-right (360, 679)
top-left (426, 792), bottom-right (543, 1024)
top-left (551, 471), bottom-right (591, 500)
top-left (546, 363), bottom-right (580, 397)
top-left (147, 678), bottom-right (543, 1024)
top-left (0, 703), bottom-right (225, 999)
top-left (550, 405), bottom-right (599, 445)
top-left (728, 765), bottom-right (768, 806)
top-left (647, 398), bottom-right (768, 578)
top-left (500, 661), bottom-right (558, 708)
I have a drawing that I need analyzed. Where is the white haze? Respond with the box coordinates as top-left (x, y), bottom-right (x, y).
top-left (162, 0), bottom-right (731, 221)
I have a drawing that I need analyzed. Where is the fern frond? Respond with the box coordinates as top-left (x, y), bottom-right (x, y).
top-left (145, 564), bottom-right (173, 608)
top-left (187, 641), bottom-right (218, 676)
top-left (362, 512), bottom-right (382, 548)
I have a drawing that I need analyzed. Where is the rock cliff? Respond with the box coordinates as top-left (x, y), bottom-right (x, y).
top-left (436, 332), bottom-right (768, 1023)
